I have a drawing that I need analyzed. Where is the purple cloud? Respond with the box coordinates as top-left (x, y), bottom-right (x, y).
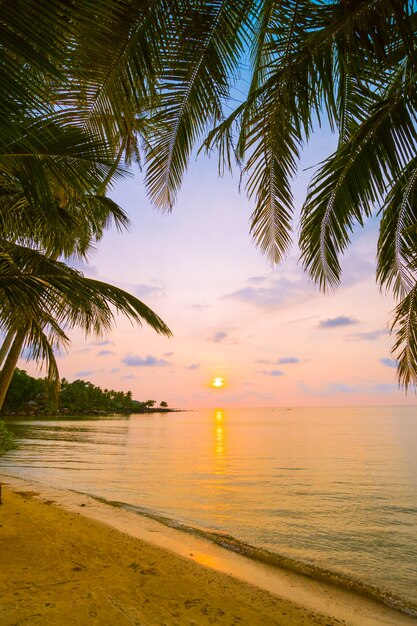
top-left (186, 363), bottom-right (200, 370)
top-left (299, 382), bottom-right (357, 395)
top-left (370, 383), bottom-right (398, 393)
top-left (75, 370), bottom-right (94, 377)
top-left (347, 329), bottom-right (388, 341)
top-left (122, 355), bottom-right (170, 367)
top-left (261, 369), bottom-right (284, 377)
top-left (211, 331), bottom-right (228, 343)
top-left (223, 275), bottom-right (312, 310)
top-left (256, 357), bottom-right (299, 365)
top-left (380, 357), bottom-right (397, 369)
top-left (318, 316), bottom-right (358, 329)
top-left (248, 275), bottom-right (267, 284)
top-left (97, 350), bottom-right (115, 357)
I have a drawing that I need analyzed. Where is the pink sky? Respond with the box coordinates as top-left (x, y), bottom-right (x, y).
top-left (19, 129), bottom-right (417, 408)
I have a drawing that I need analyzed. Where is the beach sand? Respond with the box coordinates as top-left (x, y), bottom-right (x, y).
top-left (1, 476), bottom-right (416, 626)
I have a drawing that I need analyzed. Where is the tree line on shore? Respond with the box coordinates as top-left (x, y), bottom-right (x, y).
top-left (0, 369), bottom-right (169, 416)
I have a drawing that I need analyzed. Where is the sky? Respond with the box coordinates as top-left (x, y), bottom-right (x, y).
top-left (18, 127), bottom-right (417, 408)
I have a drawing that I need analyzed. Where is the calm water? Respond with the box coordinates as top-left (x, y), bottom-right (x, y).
top-left (2, 406), bottom-right (417, 613)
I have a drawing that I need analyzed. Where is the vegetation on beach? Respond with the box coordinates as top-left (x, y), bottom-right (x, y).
top-left (0, 420), bottom-right (17, 455)
top-left (0, 369), bottom-right (171, 417)
top-left (1, 1), bottom-right (417, 395)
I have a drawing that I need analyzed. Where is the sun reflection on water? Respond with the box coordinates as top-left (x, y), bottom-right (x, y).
top-left (215, 409), bottom-right (225, 457)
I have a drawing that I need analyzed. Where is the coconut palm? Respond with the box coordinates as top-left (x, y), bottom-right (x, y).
top-left (0, 110), bottom-right (172, 409)
top-left (3, 0), bottom-right (417, 390)
top-left (0, 0), bottom-right (176, 407)
top-left (0, 242), bottom-right (172, 410)
top-left (142, 0), bottom-right (417, 390)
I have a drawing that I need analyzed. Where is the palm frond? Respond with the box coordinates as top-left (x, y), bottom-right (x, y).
top-left (377, 158), bottom-right (417, 298)
top-left (145, 0), bottom-right (252, 211)
top-left (300, 61), bottom-right (417, 289)
top-left (391, 284), bottom-right (417, 391)
top-left (0, 242), bottom-right (172, 338)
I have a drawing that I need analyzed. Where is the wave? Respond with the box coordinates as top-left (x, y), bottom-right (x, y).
top-left (87, 492), bottom-right (417, 618)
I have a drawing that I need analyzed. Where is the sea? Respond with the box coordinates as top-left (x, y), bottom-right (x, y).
top-left (1, 406), bottom-right (416, 616)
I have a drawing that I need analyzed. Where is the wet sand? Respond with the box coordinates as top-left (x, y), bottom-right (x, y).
top-left (1, 475), bottom-right (416, 626)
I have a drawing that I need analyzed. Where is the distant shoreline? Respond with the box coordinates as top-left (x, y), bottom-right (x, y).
top-left (1, 407), bottom-right (183, 419)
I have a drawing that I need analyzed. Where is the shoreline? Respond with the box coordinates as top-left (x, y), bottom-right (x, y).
top-left (1, 473), bottom-right (416, 626)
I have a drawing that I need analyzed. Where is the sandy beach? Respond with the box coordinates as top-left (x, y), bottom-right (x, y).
top-left (1, 475), bottom-right (416, 626)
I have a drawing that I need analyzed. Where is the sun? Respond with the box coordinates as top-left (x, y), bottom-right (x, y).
top-left (212, 377), bottom-right (225, 388)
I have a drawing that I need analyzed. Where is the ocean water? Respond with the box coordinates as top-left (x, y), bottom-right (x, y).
top-left (2, 406), bottom-right (417, 615)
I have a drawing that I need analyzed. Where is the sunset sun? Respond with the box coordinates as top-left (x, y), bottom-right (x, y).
top-left (212, 377), bottom-right (225, 388)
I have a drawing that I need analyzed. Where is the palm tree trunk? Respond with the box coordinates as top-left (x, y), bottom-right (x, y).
top-left (0, 329), bottom-right (16, 368)
top-left (0, 327), bottom-right (27, 411)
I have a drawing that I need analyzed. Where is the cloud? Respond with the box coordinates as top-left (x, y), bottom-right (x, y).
top-left (256, 357), bottom-right (300, 365)
top-left (186, 363), bottom-right (200, 370)
top-left (75, 370), bottom-right (94, 378)
top-left (326, 383), bottom-right (357, 394)
top-left (110, 368), bottom-right (120, 373)
top-left (278, 357), bottom-right (300, 364)
top-left (121, 375), bottom-right (136, 380)
top-left (299, 382), bottom-right (357, 396)
top-left (90, 340), bottom-right (114, 347)
top-left (380, 357), bottom-right (397, 369)
top-left (347, 329), bottom-right (389, 341)
top-left (190, 303), bottom-right (210, 311)
top-left (97, 350), bottom-right (115, 357)
top-left (369, 383), bottom-right (398, 394)
top-left (248, 275), bottom-right (267, 284)
top-left (164, 352), bottom-right (174, 357)
top-left (134, 283), bottom-right (165, 299)
top-left (223, 274), bottom-right (313, 310)
top-left (261, 369), bottom-right (284, 377)
top-left (318, 316), bottom-right (358, 329)
top-left (211, 331), bottom-right (228, 343)
top-left (300, 379), bottom-right (401, 397)
top-left (122, 354), bottom-right (170, 367)
top-left (341, 254), bottom-right (374, 286)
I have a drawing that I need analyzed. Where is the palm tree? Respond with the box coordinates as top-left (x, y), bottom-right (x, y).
top-left (0, 243), bottom-right (172, 410)
top-left (4, 1), bottom-right (417, 389)
top-left (141, 1), bottom-right (417, 390)
top-left (0, 0), bottom-right (175, 407)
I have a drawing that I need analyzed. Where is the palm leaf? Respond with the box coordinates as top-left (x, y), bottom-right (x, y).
top-left (145, 0), bottom-right (253, 210)
top-left (391, 285), bottom-right (417, 391)
top-left (377, 158), bottom-right (417, 298)
top-left (0, 242), bottom-right (172, 338)
top-left (300, 61), bottom-right (417, 289)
